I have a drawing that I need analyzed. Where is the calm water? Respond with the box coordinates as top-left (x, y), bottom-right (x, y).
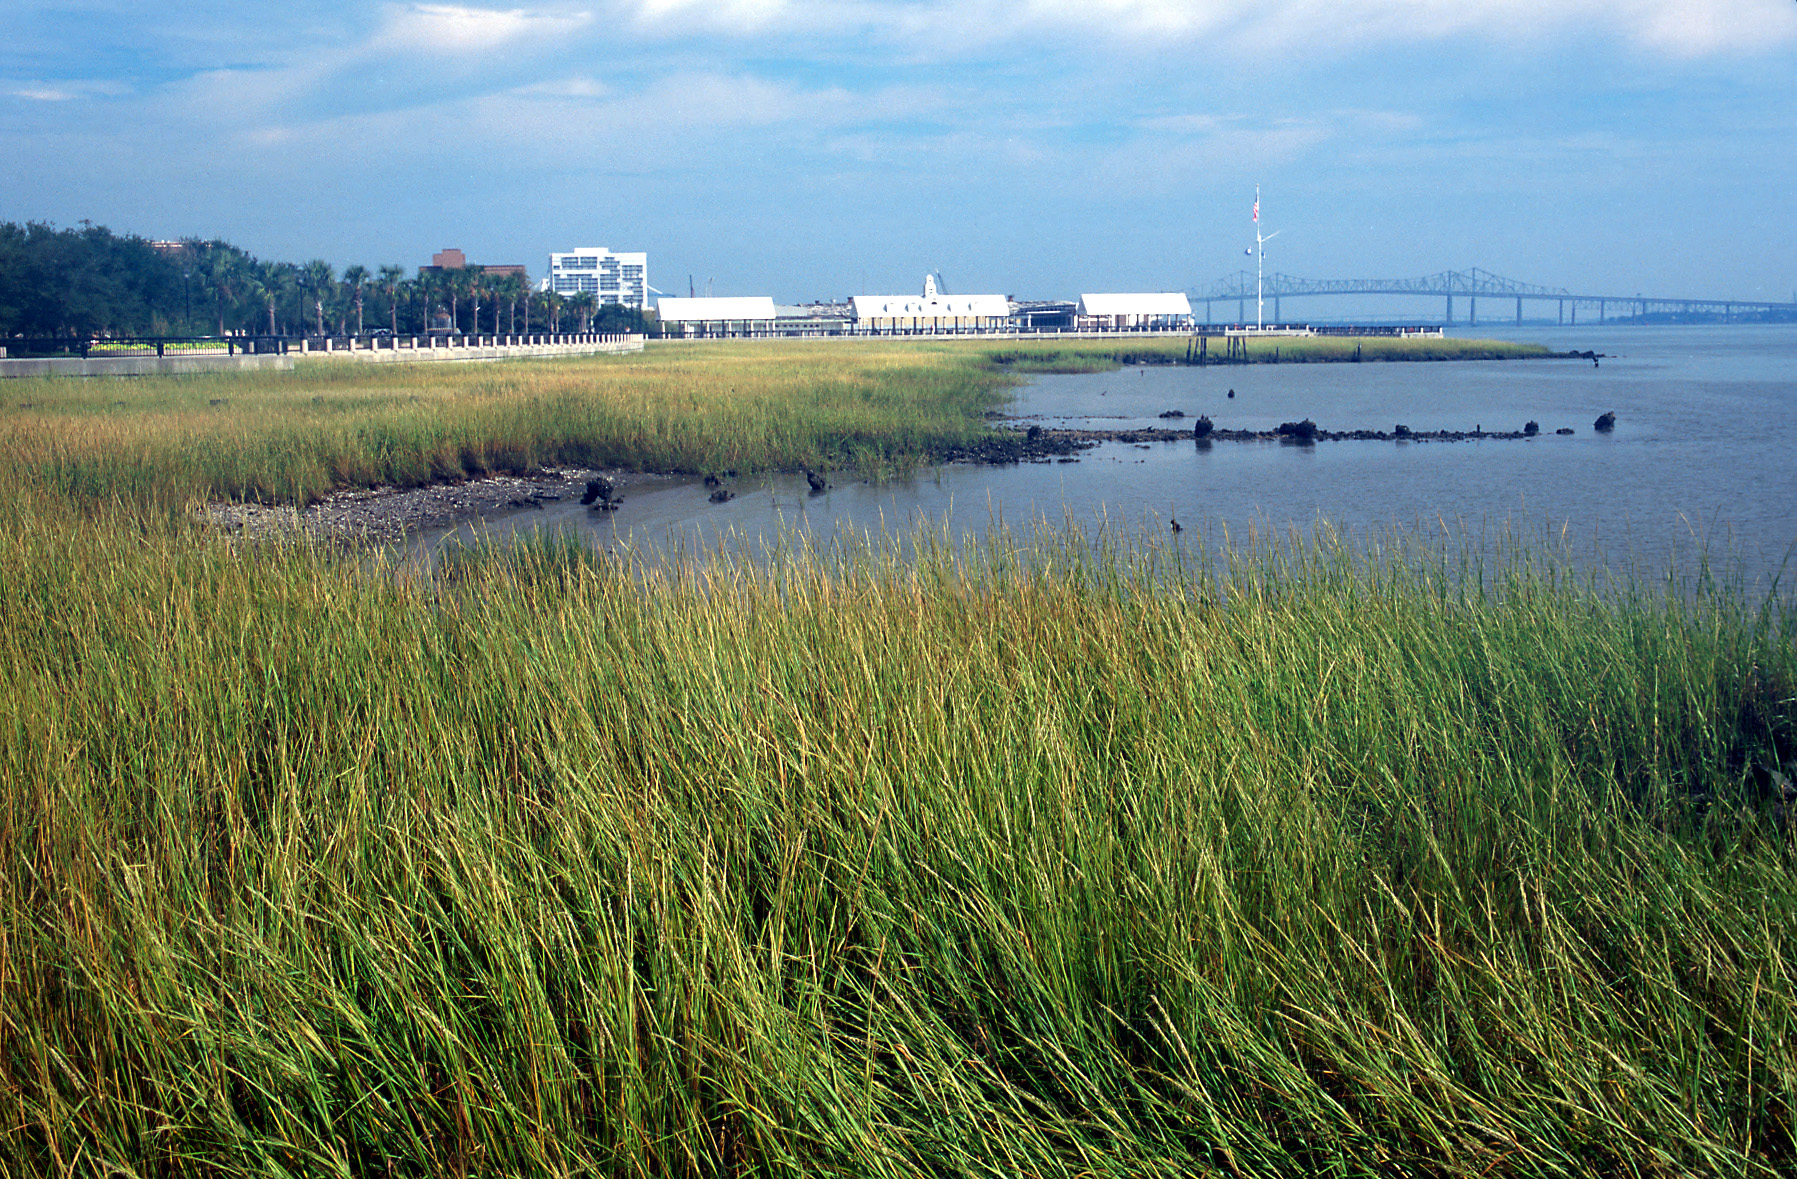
top-left (421, 325), bottom-right (1797, 585)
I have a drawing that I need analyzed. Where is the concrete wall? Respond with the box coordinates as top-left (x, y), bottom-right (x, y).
top-left (0, 354), bottom-right (296, 378)
top-left (1, 335), bottom-right (645, 376)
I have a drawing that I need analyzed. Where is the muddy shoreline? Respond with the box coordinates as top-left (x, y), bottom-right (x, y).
top-left (201, 467), bottom-right (670, 543)
top-left (203, 417), bottom-right (1588, 543)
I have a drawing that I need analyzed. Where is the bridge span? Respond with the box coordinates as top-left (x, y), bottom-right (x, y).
top-left (1196, 268), bottom-right (1797, 326)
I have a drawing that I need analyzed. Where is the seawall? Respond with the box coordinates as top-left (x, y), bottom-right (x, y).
top-left (0, 354), bottom-right (296, 378)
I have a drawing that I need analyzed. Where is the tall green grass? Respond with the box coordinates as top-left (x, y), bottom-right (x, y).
top-left (0, 337), bottom-right (1553, 514)
top-left (2, 497), bottom-right (1792, 1176)
top-left (0, 342), bottom-right (1020, 511)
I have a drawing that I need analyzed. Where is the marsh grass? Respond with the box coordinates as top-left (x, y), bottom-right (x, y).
top-left (2, 494), bottom-right (1793, 1176)
top-left (0, 337), bottom-right (1554, 515)
top-left (0, 342), bottom-right (1020, 511)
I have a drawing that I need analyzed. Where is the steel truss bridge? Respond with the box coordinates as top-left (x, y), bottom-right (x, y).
top-left (1197, 267), bottom-right (1797, 325)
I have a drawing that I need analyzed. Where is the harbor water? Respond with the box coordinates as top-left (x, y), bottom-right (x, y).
top-left (420, 324), bottom-right (1797, 588)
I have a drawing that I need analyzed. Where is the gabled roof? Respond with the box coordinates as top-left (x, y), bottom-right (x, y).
top-left (1077, 293), bottom-right (1194, 317)
top-left (655, 296), bottom-right (778, 322)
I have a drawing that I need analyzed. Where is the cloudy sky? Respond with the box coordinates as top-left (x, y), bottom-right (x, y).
top-left (6, 0), bottom-right (1796, 307)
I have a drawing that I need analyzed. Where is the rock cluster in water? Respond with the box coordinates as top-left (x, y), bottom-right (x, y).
top-left (985, 416), bottom-right (1613, 460)
top-left (582, 476), bottom-right (622, 511)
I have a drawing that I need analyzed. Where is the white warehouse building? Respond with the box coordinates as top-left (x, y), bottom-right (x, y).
top-left (1077, 292), bottom-right (1194, 331)
top-left (851, 275), bottom-right (1010, 333)
top-left (655, 296), bottom-right (779, 337)
top-left (547, 247), bottom-right (647, 309)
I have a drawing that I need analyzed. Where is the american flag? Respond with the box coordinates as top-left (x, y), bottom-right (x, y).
top-left (1252, 197), bottom-right (1259, 223)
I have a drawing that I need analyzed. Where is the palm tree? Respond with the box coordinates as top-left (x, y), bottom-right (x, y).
top-left (410, 271), bottom-right (435, 333)
top-left (378, 264), bottom-right (405, 335)
top-left (342, 265), bottom-right (369, 335)
top-left (302, 259), bottom-right (335, 336)
top-left (544, 289), bottom-right (565, 333)
top-left (491, 274), bottom-right (523, 333)
top-left (257, 261), bottom-right (297, 336)
top-left (467, 271), bottom-right (485, 337)
top-left (567, 291), bottom-right (597, 333)
top-left (441, 268), bottom-right (469, 334)
top-left (194, 243), bottom-right (247, 336)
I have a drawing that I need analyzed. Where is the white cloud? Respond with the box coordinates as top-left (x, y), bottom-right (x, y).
top-left (629, 0), bottom-right (795, 34)
top-left (375, 3), bottom-right (592, 53)
top-left (6, 79), bottom-right (130, 102)
top-left (609, 0), bottom-right (1797, 56)
top-left (514, 76), bottom-right (611, 98)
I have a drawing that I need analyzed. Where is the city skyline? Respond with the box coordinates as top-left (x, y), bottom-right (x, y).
top-left (6, 0), bottom-right (1795, 308)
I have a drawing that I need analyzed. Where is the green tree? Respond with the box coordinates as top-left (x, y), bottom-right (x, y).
top-left (378, 264), bottom-right (405, 335)
top-left (566, 291), bottom-right (596, 333)
top-left (256, 261), bottom-right (297, 336)
top-left (487, 273), bottom-right (522, 333)
top-left (342, 265), bottom-right (369, 335)
top-left (195, 243), bottom-right (251, 336)
top-left (302, 259), bottom-right (335, 336)
top-left (592, 302), bottom-right (648, 335)
top-left (442, 268), bottom-right (469, 333)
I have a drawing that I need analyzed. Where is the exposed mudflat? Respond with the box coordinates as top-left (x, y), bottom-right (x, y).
top-left (201, 468), bottom-right (668, 543)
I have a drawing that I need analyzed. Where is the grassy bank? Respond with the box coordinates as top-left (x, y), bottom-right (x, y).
top-left (1, 496), bottom-right (1793, 1175)
top-left (0, 337), bottom-right (1555, 512)
top-left (0, 342), bottom-right (1018, 511)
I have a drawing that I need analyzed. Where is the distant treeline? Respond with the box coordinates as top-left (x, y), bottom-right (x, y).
top-left (0, 221), bottom-right (648, 339)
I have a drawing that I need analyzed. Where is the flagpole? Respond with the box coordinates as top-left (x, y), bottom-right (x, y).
top-left (1251, 187), bottom-right (1277, 330)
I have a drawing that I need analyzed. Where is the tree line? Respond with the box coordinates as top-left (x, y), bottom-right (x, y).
top-left (0, 221), bottom-right (650, 339)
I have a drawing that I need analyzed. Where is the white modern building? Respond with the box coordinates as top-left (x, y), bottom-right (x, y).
top-left (1076, 293), bottom-right (1194, 331)
top-left (546, 247), bottom-right (647, 309)
top-left (850, 275), bottom-right (1011, 332)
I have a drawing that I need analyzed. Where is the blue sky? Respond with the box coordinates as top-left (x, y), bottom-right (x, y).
top-left (5, 0), bottom-right (1796, 307)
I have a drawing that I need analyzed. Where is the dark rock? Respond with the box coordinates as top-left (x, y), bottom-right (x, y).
top-left (1193, 415), bottom-right (1213, 439)
top-left (1594, 411), bottom-right (1617, 432)
top-left (1395, 423), bottom-right (1413, 438)
top-left (805, 469), bottom-right (828, 493)
top-left (1276, 419), bottom-right (1319, 442)
top-left (1158, 409), bottom-right (1186, 419)
top-left (1227, 388), bottom-right (1236, 399)
top-left (1026, 425), bottom-right (1042, 440)
top-left (703, 473), bottom-right (722, 487)
top-left (709, 489), bottom-right (735, 503)
top-left (581, 477), bottom-right (616, 505)
top-left (1557, 427), bottom-right (1575, 435)
top-left (1524, 420), bottom-right (1540, 436)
